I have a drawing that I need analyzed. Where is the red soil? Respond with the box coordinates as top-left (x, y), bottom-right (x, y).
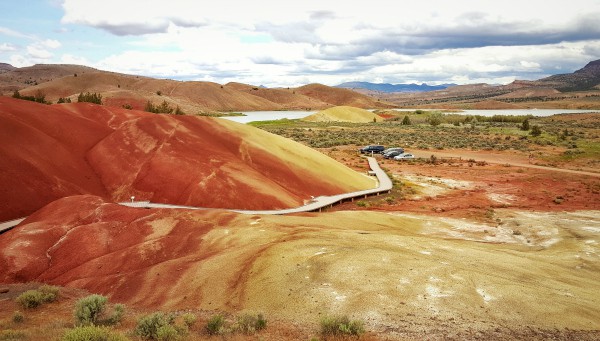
top-left (324, 147), bottom-right (600, 219)
top-left (0, 97), bottom-right (371, 220)
top-left (0, 99), bottom-right (110, 220)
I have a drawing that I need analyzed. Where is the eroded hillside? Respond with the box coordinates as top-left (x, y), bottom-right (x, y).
top-left (1, 195), bottom-right (598, 338)
top-left (0, 97), bottom-right (375, 220)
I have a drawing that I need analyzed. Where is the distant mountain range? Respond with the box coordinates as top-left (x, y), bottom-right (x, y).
top-left (0, 64), bottom-right (394, 112)
top-left (336, 81), bottom-right (456, 93)
top-left (534, 59), bottom-right (600, 92)
top-left (1, 59), bottom-right (599, 111)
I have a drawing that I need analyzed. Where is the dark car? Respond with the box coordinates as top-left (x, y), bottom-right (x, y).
top-left (359, 145), bottom-right (385, 154)
top-left (383, 150), bottom-right (403, 159)
top-left (382, 147), bottom-right (404, 155)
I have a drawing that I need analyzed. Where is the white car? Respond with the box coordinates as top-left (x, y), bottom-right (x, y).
top-left (393, 153), bottom-right (414, 160)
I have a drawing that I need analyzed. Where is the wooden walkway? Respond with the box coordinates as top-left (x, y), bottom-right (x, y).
top-left (0, 157), bottom-right (392, 232)
top-left (120, 157), bottom-right (392, 214)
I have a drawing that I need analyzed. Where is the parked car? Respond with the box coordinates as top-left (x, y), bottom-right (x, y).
top-left (359, 145), bottom-right (385, 154)
top-left (382, 147), bottom-right (404, 155)
top-left (383, 150), bottom-right (403, 159)
top-left (393, 153), bottom-right (415, 160)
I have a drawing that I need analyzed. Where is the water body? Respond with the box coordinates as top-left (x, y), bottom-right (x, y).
top-left (221, 110), bottom-right (316, 123)
top-left (393, 108), bottom-right (600, 117)
top-left (221, 108), bottom-right (600, 123)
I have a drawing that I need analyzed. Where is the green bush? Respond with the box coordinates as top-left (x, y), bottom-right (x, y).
top-left (16, 285), bottom-right (59, 309)
top-left (75, 295), bottom-right (107, 325)
top-left (77, 92), bottom-right (102, 104)
top-left (155, 325), bottom-right (179, 341)
top-left (236, 313), bottom-right (267, 334)
top-left (181, 313), bottom-right (197, 329)
top-left (12, 311), bottom-right (24, 323)
top-left (205, 314), bottom-right (226, 335)
top-left (61, 326), bottom-right (129, 341)
top-left (74, 295), bottom-right (124, 326)
top-left (144, 100), bottom-right (173, 114)
top-left (0, 329), bottom-right (26, 340)
top-left (135, 312), bottom-right (181, 340)
top-left (320, 315), bottom-right (365, 337)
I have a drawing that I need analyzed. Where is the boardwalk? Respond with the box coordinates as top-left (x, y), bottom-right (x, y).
top-left (0, 157), bottom-right (391, 232)
top-left (120, 157), bottom-right (392, 214)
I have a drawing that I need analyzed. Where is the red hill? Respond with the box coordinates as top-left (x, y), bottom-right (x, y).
top-left (0, 97), bottom-right (375, 221)
top-left (2, 64), bottom-right (394, 112)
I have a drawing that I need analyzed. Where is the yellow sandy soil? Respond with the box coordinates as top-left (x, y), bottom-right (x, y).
top-left (302, 106), bottom-right (384, 123)
top-left (229, 210), bottom-right (600, 334)
top-left (215, 118), bottom-right (376, 191)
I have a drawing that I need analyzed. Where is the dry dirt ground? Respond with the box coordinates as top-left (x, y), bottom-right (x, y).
top-left (1, 147), bottom-right (599, 340)
top-left (1, 120), bottom-right (600, 341)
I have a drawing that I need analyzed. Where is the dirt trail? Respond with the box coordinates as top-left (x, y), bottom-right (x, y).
top-left (413, 148), bottom-right (600, 177)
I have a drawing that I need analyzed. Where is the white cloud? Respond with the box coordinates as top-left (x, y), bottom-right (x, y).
top-left (41, 39), bottom-right (61, 49)
top-left (27, 45), bottom-right (53, 59)
top-left (49, 0), bottom-right (600, 85)
top-left (0, 26), bottom-right (34, 39)
top-left (0, 42), bottom-right (16, 52)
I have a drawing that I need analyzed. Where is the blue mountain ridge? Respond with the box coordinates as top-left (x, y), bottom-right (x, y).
top-left (335, 81), bottom-right (456, 93)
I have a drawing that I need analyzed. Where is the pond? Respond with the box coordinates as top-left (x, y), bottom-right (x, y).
top-left (221, 110), bottom-right (316, 123)
top-left (220, 108), bottom-right (600, 123)
top-left (393, 108), bottom-right (600, 117)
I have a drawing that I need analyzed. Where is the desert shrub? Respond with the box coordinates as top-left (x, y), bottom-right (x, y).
top-left (61, 326), bottom-right (129, 341)
top-left (320, 315), bottom-right (364, 337)
top-left (12, 90), bottom-right (49, 104)
top-left (74, 295), bottom-right (124, 326)
top-left (355, 200), bottom-right (368, 208)
top-left (135, 312), bottom-right (183, 340)
top-left (521, 119), bottom-right (530, 131)
top-left (75, 295), bottom-right (107, 325)
top-left (174, 106), bottom-right (185, 115)
top-left (57, 97), bottom-right (72, 103)
top-left (0, 330), bottom-right (26, 340)
top-left (16, 290), bottom-right (45, 309)
top-left (145, 100), bottom-right (173, 114)
top-left (77, 92), bottom-right (102, 104)
top-left (401, 115), bottom-right (411, 125)
top-left (122, 104), bottom-right (132, 110)
top-left (530, 125), bottom-right (542, 137)
top-left (16, 285), bottom-right (59, 309)
top-left (156, 325), bottom-right (179, 341)
top-left (181, 313), bottom-right (197, 329)
top-left (236, 313), bottom-right (267, 334)
top-left (427, 112), bottom-right (443, 126)
top-left (205, 314), bottom-right (226, 335)
top-left (12, 311), bottom-right (24, 323)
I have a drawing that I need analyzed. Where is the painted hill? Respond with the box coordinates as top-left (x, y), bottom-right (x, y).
top-left (302, 105), bottom-right (383, 123)
top-left (295, 83), bottom-right (390, 108)
top-left (0, 63), bottom-right (96, 94)
top-left (0, 64), bottom-right (394, 112)
top-left (2, 195), bottom-right (598, 335)
top-left (0, 97), bottom-right (375, 221)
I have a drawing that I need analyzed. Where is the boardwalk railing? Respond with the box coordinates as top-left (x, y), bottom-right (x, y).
top-left (0, 218), bottom-right (26, 234)
top-left (1, 157), bottom-right (392, 232)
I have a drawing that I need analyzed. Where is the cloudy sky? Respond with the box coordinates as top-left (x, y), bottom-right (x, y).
top-left (1, 0), bottom-right (599, 87)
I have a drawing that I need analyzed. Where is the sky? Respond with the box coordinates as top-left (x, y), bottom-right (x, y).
top-left (1, 0), bottom-right (599, 88)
